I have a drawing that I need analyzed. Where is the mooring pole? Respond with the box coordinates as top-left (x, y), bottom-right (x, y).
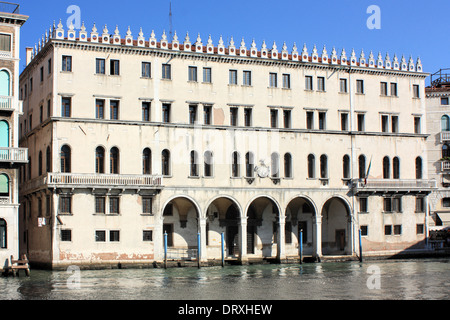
top-left (359, 229), bottom-right (363, 263)
top-left (164, 232), bottom-right (168, 269)
top-left (299, 230), bottom-right (303, 264)
top-left (197, 232), bottom-right (201, 269)
top-left (221, 232), bottom-right (225, 267)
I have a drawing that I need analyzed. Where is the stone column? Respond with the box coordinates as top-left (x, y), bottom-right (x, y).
top-left (51, 191), bottom-right (60, 266)
top-left (238, 216), bottom-right (248, 264)
top-left (313, 215), bottom-right (322, 261)
top-left (277, 214), bottom-right (286, 262)
top-left (198, 217), bottom-right (208, 262)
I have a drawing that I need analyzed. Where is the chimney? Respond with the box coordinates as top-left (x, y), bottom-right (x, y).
top-left (26, 47), bottom-right (33, 65)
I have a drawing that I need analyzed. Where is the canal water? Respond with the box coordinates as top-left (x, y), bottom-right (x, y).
top-left (0, 258), bottom-right (448, 300)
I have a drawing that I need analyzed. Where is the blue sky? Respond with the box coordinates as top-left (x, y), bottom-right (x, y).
top-left (17, 0), bottom-right (450, 84)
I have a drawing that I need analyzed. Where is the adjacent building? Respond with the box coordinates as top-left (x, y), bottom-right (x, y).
top-left (426, 70), bottom-right (450, 243)
top-left (0, 2), bottom-right (28, 271)
top-left (18, 20), bottom-right (435, 270)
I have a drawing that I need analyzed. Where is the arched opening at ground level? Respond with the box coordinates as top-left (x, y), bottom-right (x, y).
top-left (321, 197), bottom-right (353, 256)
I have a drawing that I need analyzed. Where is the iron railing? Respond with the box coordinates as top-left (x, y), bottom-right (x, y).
top-left (430, 68), bottom-right (450, 87)
top-left (0, 2), bottom-right (19, 14)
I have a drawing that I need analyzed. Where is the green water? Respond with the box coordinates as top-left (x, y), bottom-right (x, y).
top-left (1, 258), bottom-right (448, 300)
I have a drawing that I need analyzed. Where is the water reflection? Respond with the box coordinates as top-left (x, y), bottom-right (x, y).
top-left (0, 259), bottom-right (448, 300)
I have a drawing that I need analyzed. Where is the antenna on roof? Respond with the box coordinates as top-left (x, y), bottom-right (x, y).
top-left (169, 1), bottom-right (173, 39)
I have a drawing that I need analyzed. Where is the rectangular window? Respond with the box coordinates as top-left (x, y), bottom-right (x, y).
top-left (60, 196), bottom-right (72, 214)
top-left (305, 76), bottom-right (313, 90)
top-left (230, 107), bottom-right (238, 126)
top-left (96, 58), bottom-right (105, 74)
top-left (244, 108), bottom-right (252, 127)
top-left (283, 74), bottom-right (291, 89)
top-left (285, 222), bottom-right (292, 244)
top-left (381, 115), bottom-right (389, 133)
top-left (142, 102), bottom-right (151, 122)
top-left (390, 83), bottom-right (398, 97)
top-left (391, 115), bottom-right (399, 133)
top-left (339, 78), bottom-right (348, 93)
top-left (162, 104), bottom-right (171, 123)
top-left (204, 106), bottom-right (212, 125)
top-left (283, 110), bottom-right (291, 129)
top-left (269, 73), bottom-right (278, 88)
top-left (359, 197), bottom-right (368, 213)
top-left (62, 55), bottom-right (72, 72)
top-left (39, 105), bottom-right (43, 123)
top-left (110, 230), bottom-right (120, 242)
top-left (243, 71), bottom-right (251, 86)
top-left (416, 224), bottom-right (424, 235)
top-left (203, 67), bottom-right (212, 83)
top-left (414, 117), bottom-right (421, 134)
top-left (441, 97), bottom-right (449, 105)
top-left (40, 67), bottom-right (44, 82)
top-left (413, 85), bottom-right (420, 98)
top-left (357, 114), bottom-right (365, 132)
top-left (306, 111), bottom-right (314, 130)
top-left (162, 64), bottom-right (171, 80)
top-left (95, 230), bottom-right (106, 242)
top-left (61, 97), bottom-right (71, 118)
top-left (384, 225), bottom-right (392, 235)
top-left (415, 197), bottom-right (425, 213)
top-left (380, 82), bottom-right (388, 96)
top-left (318, 112), bottom-right (326, 130)
top-left (384, 197), bottom-right (402, 213)
top-left (109, 197), bottom-right (120, 214)
top-left (317, 77), bottom-right (325, 91)
top-left (96, 99), bottom-right (105, 119)
top-left (188, 66), bottom-right (198, 82)
top-left (341, 113), bottom-right (348, 131)
top-left (110, 59), bottom-right (120, 75)
top-left (95, 197), bottom-right (106, 214)
top-left (189, 104), bottom-right (197, 124)
top-left (443, 197), bottom-right (450, 207)
top-left (0, 34), bottom-right (11, 52)
top-left (143, 230), bottom-right (153, 241)
top-left (48, 58), bottom-right (52, 74)
top-left (110, 100), bottom-right (119, 120)
top-left (356, 80), bottom-right (364, 94)
top-left (61, 230), bottom-right (72, 242)
top-left (142, 197), bottom-right (152, 214)
top-left (394, 225), bottom-right (402, 235)
top-left (270, 109), bottom-right (278, 128)
top-left (142, 62), bottom-right (151, 78)
top-left (229, 70), bottom-right (237, 85)
top-left (360, 225), bottom-right (368, 237)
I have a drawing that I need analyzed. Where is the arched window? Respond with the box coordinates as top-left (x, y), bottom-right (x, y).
top-left (204, 151), bottom-right (213, 177)
top-left (60, 145), bottom-right (71, 173)
top-left (46, 146), bottom-right (51, 173)
top-left (143, 148), bottom-right (151, 174)
top-left (416, 157), bottom-right (423, 179)
top-left (442, 115), bottom-right (450, 132)
top-left (271, 152), bottom-right (280, 178)
top-left (190, 150), bottom-right (199, 177)
top-left (245, 152), bottom-right (254, 178)
top-left (110, 147), bottom-right (119, 174)
top-left (358, 155), bottom-right (366, 179)
top-left (0, 219), bottom-right (6, 249)
top-left (383, 156), bottom-right (390, 179)
top-left (231, 151), bottom-right (240, 177)
top-left (320, 154), bottom-right (328, 179)
top-left (38, 151), bottom-right (43, 176)
top-left (0, 173), bottom-right (9, 196)
top-left (0, 120), bottom-right (9, 148)
top-left (307, 154), bottom-right (315, 178)
top-left (0, 70), bottom-right (10, 97)
top-left (162, 149), bottom-right (170, 176)
top-left (443, 144), bottom-right (450, 158)
top-left (284, 153), bottom-right (292, 178)
top-left (343, 155), bottom-right (350, 179)
top-left (96, 146), bottom-right (105, 174)
top-left (393, 157), bottom-right (400, 179)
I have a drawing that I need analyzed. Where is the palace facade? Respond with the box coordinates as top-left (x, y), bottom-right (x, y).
top-left (18, 20), bottom-right (435, 269)
top-left (0, 3), bottom-right (28, 271)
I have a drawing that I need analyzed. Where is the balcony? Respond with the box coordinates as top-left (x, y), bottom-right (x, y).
top-left (22, 172), bottom-right (164, 194)
top-left (0, 147), bottom-right (28, 163)
top-left (351, 178), bottom-right (437, 195)
top-left (0, 96), bottom-right (13, 110)
top-left (442, 161), bottom-right (450, 172)
top-left (441, 132), bottom-right (450, 143)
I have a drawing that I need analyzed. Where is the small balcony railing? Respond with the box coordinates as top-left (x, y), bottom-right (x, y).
top-left (0, 96), bottom-right (13, 110)
top-left (0, 196), bottom-right (10, 205)
top-left (441, 132), bottom-right (450, 143)
top-left (352, 178), bottom-right (437, 194)
top-left (0, 147), bottom-right (28, 163)
top-left (441, 161), bottom-right (450, 171)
